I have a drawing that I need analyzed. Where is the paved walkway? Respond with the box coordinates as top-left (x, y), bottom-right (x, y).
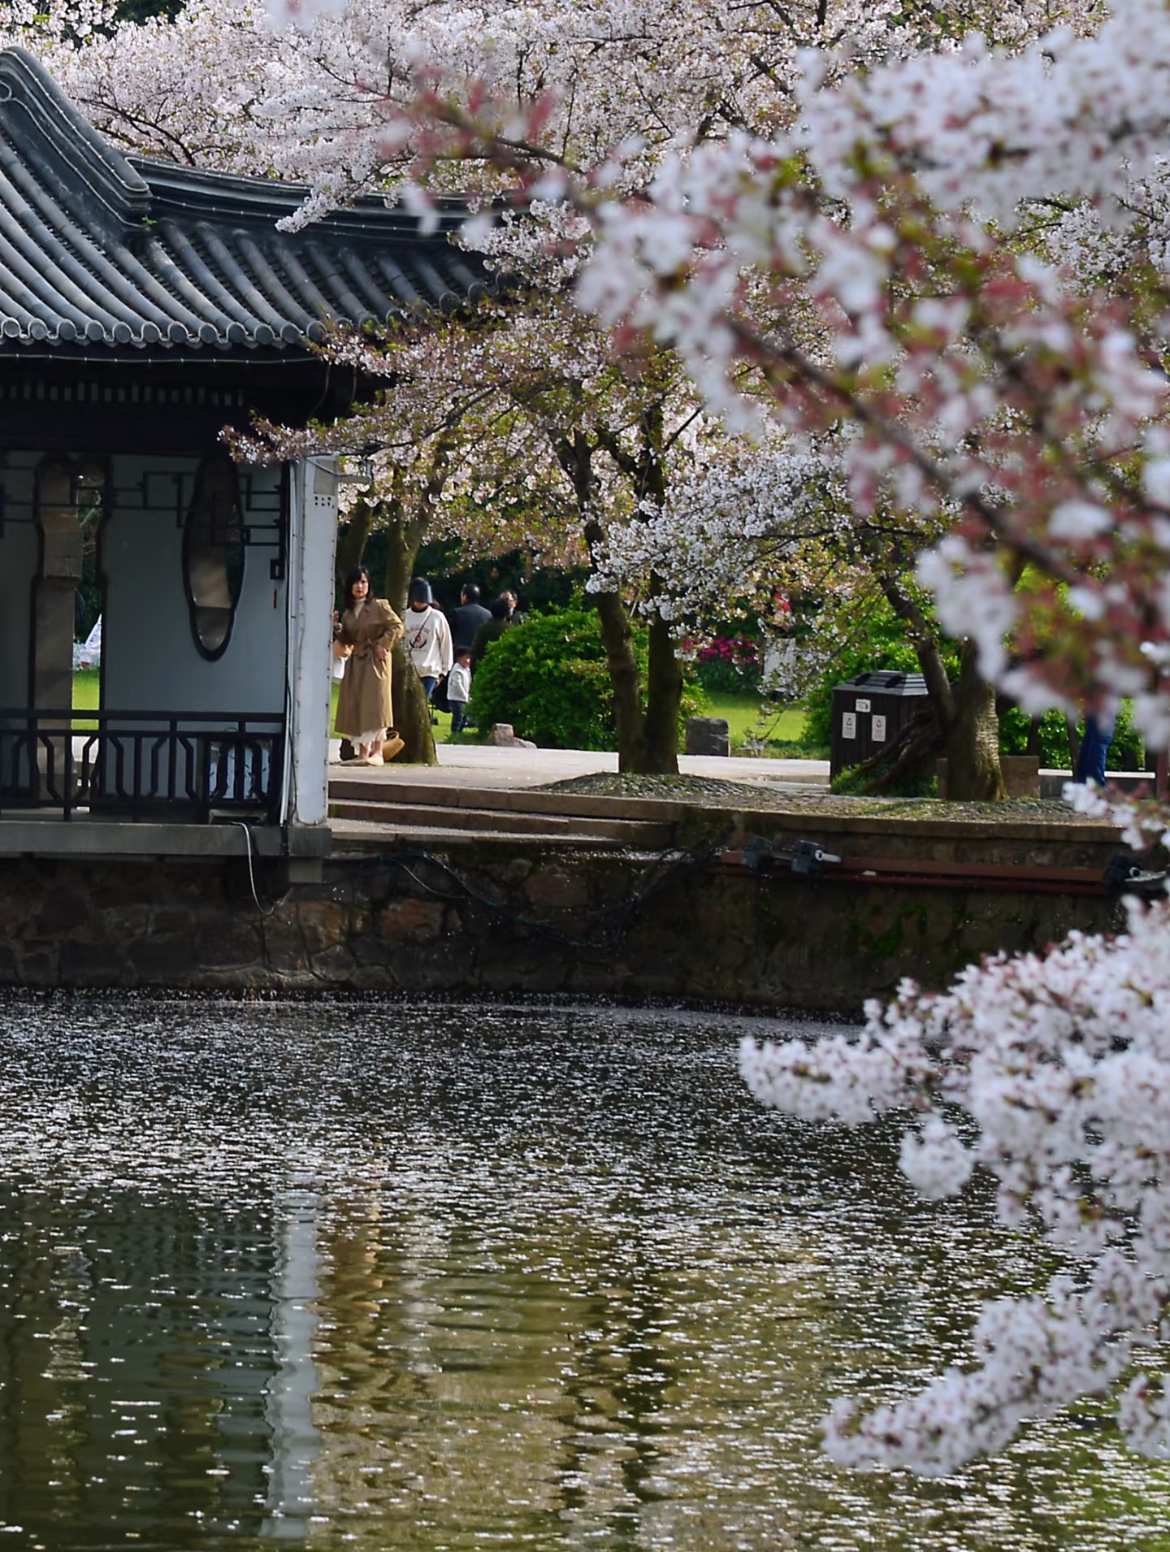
top-left (328, 740), bottom-right (830, 791)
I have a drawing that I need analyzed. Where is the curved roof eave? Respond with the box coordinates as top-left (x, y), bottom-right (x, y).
top-left (0, 47), bottom-right (494, 360)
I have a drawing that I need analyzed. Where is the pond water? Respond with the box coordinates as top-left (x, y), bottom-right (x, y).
top-left (0, 996), bottom-right (1165, 1552)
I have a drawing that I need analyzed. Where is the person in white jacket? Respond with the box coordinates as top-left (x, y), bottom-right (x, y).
top-left (446, 647), bottom-right (473, 734)
top-left (404, 577), bottom-right (453, 700)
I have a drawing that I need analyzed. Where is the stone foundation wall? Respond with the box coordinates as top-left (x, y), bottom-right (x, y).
top-left (0, 824), bottom-right (1129, 1011)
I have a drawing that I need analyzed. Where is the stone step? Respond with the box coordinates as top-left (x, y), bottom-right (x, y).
top-left (329, 798), bottom-right (673, 845)
top-left (329, 818), bottom-right (643, 852)
top-left (327, 775), bottom-right (698, 823)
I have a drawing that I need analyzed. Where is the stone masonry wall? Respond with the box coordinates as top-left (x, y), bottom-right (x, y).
top-left (0, 821), bottom-right (1129, 1011)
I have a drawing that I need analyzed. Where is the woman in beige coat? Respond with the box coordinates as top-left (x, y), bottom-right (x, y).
top-left (333, 565), bottom-right (404, 764)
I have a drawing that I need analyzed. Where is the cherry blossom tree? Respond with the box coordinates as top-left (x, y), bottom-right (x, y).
top-left (43, 0), bottom-right (1110, 787)
top-left (0, 1), bottom-right (119, 52)
top-left (562, 0), bottom-right (1170, 1469)
top-left (50, 0), bottom-right (994, 183)
top-left (215, 0), bottom-right (1170, 1470)
top-left (139, 0), bottom-right (1138, 750)
top-left (238, 296), bottom-right (714, 773)
top-left (591, 440), bottom-right (1016, 794)
top-left (41, 0), bottom-right (1170, 1472)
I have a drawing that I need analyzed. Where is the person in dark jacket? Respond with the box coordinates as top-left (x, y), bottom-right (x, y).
top-left (471, 596), bottom-right (515, 673)
top-left (502, 588), bottom-right (526, 625)
top-left (448, 583), bottom-right (493, 654)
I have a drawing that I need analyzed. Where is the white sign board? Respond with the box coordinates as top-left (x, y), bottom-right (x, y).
top-left (872, 714), bottom-right (887, 742)
top-left (842, 712), bottom-right (856, 739)
top-left (855, 698), bottom-right (871, 712)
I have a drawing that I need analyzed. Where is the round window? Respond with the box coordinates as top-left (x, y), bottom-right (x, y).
top-left (183, 452), bottom-right (245, 659)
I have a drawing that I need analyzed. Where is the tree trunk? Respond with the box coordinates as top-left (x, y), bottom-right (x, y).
top-left (391, 644), bottom-right (436, 765)
top-left (381, 516), bottom-right (414, 616)
top-left (629, 407), bottom-right (680, 777)
top-left (381, 508), bottom-right (436, 766)
top-left (336, 500), bottom-right (374, 587)
top-left (557, 431), bottom-right (660, 774)
top-left (878, 570), bottom-right (956, 729)
top-left (593, 589), bottom-right (650, 772)
top-left (911, 636), bottom-right (956, 732)
top-left (643, 602), bottom-right (681, 775)
top-left (944, 642), bottom-right (1007, 801)
top-left (878, 569), bottom-right (1004, 799)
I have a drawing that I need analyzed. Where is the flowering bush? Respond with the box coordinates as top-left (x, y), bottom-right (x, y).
top-left (690, 636), bottom-right (762, 693)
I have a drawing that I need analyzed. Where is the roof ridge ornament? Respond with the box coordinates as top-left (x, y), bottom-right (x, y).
top-left (0, 47), bottom-right (150, 225)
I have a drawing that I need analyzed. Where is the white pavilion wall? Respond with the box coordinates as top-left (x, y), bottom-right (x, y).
top-left (102, 455), bottom-right (286, 715)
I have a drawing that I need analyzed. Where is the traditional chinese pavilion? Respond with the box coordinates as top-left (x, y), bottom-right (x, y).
top-left (0, 46), bottom-right (485, 862)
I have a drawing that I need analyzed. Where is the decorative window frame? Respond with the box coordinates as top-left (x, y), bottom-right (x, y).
top-left (182, 451), bottom-right (245, 661)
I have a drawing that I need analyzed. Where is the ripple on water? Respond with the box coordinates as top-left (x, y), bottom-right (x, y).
top-left (0, 997), bottom-right (1163, 1552)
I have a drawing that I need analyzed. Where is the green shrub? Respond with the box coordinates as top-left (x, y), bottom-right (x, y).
top-left (470, 608), bottom-right (700, 750)
top-left (998, 706), bottom-right (1071, 766)
top-left (998, 702), bottom-right (1145, 769)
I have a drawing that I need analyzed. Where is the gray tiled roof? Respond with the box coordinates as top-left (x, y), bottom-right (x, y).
top-left (0, 46), bottom-right (489, 356)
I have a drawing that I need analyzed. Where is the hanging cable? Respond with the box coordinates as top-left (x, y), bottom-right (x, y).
top-left (231, 820), bottom-right (285, 917)
top-left (328, 826), bottom-right (733, 954)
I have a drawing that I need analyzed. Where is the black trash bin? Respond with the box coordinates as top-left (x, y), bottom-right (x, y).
top-left (829, 671), bottom-right (931, 779)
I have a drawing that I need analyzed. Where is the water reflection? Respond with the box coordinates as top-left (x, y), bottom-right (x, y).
top-left (0, 997), bottom-right (1164, 1551)
top-left (264, 1189), bottom-right (321, 1540)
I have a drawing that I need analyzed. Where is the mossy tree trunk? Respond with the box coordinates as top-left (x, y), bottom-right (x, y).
top-left (594, 400), bottom-right (683, 775)
top-left (644, 602), bottom-right (683, 774)
top-left (879, 569), bottom-right (1006, 801)
top-left (593, 589), bottom-right (652, 771)
top-left (380, 496), bottom-right (437, 766)
top-left (636, 409), bottom-right (681, 775)
top-left (390, 643), bottom-right (435, 763)
top-left (556, 430), bottom-right (655, 772)
top-left (944, 641), bottom-right (1007, 800)
top-left (335, 499), bottom-right (374, 593)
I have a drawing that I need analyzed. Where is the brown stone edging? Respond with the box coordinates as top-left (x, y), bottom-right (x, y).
top-left (0, 799), bottom-right (1135, 1008)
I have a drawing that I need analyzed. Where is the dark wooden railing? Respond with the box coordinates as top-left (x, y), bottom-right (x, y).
top-left (0, 710), bottom-right (285, 823)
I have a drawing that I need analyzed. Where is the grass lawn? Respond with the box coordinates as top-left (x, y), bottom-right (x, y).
top-left (74, 676), bottom-right (813, 754)
top-left (73, 669), bottom-right (100, 712)
top-left (699, 690), bottom-right (818, 754)
top-left (72, 674), bottom-right (465, 743)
